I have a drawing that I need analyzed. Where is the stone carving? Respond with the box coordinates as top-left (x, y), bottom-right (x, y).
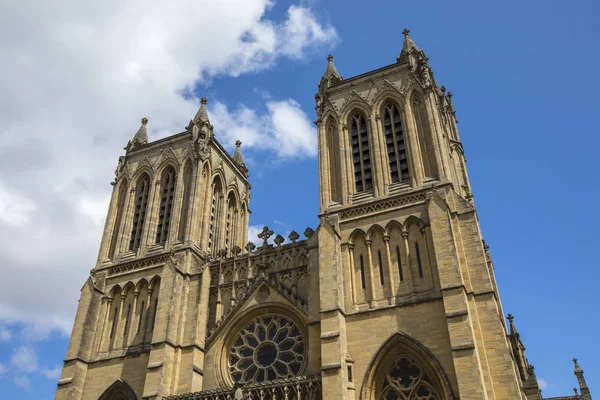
top-left (274, 234), bottom-right (284, 247)
top-left (288, 231), bottom-right (300, 244)
top-left (340, 193), bottom-right (427, 220)
top-left (257, 226), bottom-right (274, 249)
top-left (303, 227), bottom-right (315, 239)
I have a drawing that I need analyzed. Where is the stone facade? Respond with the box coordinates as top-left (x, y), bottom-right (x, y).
top-left (55, 31), bottom-right (591, 400)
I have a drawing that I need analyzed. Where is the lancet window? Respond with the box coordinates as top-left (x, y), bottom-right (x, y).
top-left (377, 354), bottom-right (442, 399)
top-left (155, 167), bottom-right (177, 244)
top-left (225, 192), bottom-right (238, 256)
top-left (178, 163), bottom-right (193, 242)
top-left (108, 180), bottom-right (128, 259)
top-left (129, 174), bottom-right (150, 251)
top-left (209, 177), bottom-right (224, 255)
top-left (350, 113), bottom-right (372, 192)
top-left (383, 103), bottom-right (410, 183)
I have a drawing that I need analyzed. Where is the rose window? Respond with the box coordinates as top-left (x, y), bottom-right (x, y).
top-left (378, 356), bottom-right (441, 400)
top-left (228, 314), bottom-right (305, 383)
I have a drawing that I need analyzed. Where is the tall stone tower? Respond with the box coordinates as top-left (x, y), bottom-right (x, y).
top-left (55, 98), bottom-right (251, 400)
top-left (313, 29), bottom-right (538, 399)
top-left (55, 30), bottom-right (588, 400)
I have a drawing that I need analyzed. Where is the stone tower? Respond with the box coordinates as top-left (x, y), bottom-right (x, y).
top-left (313, 29), bottom-right (535, 399)
top-left (55, 98), bottom-right (251, 400)
top-left (55, 30), bottom-right (589, 400)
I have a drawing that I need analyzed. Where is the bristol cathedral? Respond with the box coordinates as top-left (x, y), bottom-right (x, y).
top-left (55, 31), bottom-right (591, 400)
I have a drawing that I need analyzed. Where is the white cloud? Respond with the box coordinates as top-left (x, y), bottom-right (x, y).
top-left (0, 327), bottom-right (11, 343)
top-left (0, 363), bottom-right (7, 375)
top-left (10, 346), bottom-right (39, 373)
top-left (210, 98), bottom-right (317, 159)
top-left (248, 225), bottom-right (266, 247)
top-left (538, 378), bottom-right (549, 390)
top-left (0, 0), bottom-right (336, 338)
top-left (41, 366), bottom-right (62, 380)
top-left (14, 375), bottom-right (32, 391)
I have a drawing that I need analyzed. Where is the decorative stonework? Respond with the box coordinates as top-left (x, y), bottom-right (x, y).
top-left (107, 253), bottom-right (171, 276)
top-left (228, 314), bottom-right (305, 384)
top-left (340, 193), bottom-right (427, 220)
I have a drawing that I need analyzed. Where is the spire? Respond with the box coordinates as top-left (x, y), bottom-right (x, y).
top-left (573, 358), bottom-right (591, 396)
top-left (232, 140), bottom-right (249, 177)
top-left (401, 28), bottom-right (419, 53)
top-left (194, 97), bottom-right (209, 123)
top-left (125, 117), bottom-right (149, 152)
top-left (397, 28), bottom-right (421, 65)
top-left (323, 54), bottom-right (341, 80)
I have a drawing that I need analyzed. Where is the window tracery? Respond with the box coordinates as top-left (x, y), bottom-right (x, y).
top-left (129, 174), bottom-right (150, 251)
top-left (228, 314), bottom-right (305, 384)
top-left (382, 103), bottom-right (410, 183)
top-left (350, 113), bottom-right (372, 192)
top-left (326, 120), bottom-right (342, 202)
top-left (155, 167), bottom-right (177, 244)
top-left (378, 355), bottom-right (441, 400)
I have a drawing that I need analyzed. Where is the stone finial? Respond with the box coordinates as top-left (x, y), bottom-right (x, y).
top-left (507, 314), bottom-right (514, 323)
top-left (232, 140), bottom-right (248, 177)
top-left (257, 226), bottom-right (274, 248)
top-left (402, 28), bottom-right (410, 36)
top-left (304, 227), bottom-right (315, 239)
top-left (573, 358), bottom-right (582, 372)
top-left (126, 117), bottom-right (149, 151)
top-left (288, 230), bottom-right (300, 244)
top-left (322, 54), bottom-right (341, 80)
top-left (399, 27), bottom-right (419, 56)
top-left (232, 245), bottom-right (242, 256)
top-left (194, 97), bottom-right (210, 123)
top-left (274, 234), bottom-right (284, 247)
top-left (574, 388), bottom-right (579, 395)
top-left (440, 86), bottom-right (446, 93)
top-left (245, 241), bottom-right (256, 253)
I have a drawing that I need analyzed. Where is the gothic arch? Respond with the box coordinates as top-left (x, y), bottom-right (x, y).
top-left (384, 220), bottom-right (404, 237)
top-left (360, 333), bottom-right (455, 400)
top-left (403, 215), bottom-right (424, 231)
top-left (366, 224), bottom-right (385, 241)
top-left (348, 228), bottom-right (368, 245)
top-left (155, 156), bottom-right (179, 179)
top-left (372, 89), bottom-right (406, 116)
top-left (131, 166), bottom-right (154, 186)
top-left (98, 379), bottom-right (138, 400)
top-left (340, 93), bottom-right (371, 122)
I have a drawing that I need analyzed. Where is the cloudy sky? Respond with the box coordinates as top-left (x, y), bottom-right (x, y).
top-left (0, 0), bottom-right (598, 398)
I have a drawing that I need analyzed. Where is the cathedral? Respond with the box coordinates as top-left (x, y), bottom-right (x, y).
top-left (55, 30), bottom-right (591, 400)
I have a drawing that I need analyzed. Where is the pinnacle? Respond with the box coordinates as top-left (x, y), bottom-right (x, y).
top-left (132, 117), bottom-right (148, 145)
top-left (194, 97), bottom-right (210, 123)
top-left (232, 139), bottom-right (246, 167)
top-left (401, 27), bottom-right (419, 53)
top-left (323, 54), bottom-right (341, 80)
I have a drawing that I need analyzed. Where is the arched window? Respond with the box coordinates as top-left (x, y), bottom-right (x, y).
top-left (129, 174), bottom-right (150, 251)
top-left (155, 167), bottom-right (177, 244)
top-left (108, 180), bottom-right (128, 259)
top-left (362, 334), bottom-right (453, 400)
top-left (412, 96), bottom-right (437, 179)
top-left (326, 120), bottom-right (342, 202)
top-left (209, 177), bottom-right (224, 255)
top-left (377, 354), bottom-right (443, 399)
top-left (382, 103), bottom-right (410, 183)
top-left (225, 192), bottom-right (237, 256)
top-left (98, 379), bottom-right (138, 400)
top-left (350, 112), bottom-right (372, 193)
top-left (177, 163), bottom-right (193, 242)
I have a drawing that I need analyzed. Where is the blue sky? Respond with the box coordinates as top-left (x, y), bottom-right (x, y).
top-left (0, 0), bottom-right (598, 398)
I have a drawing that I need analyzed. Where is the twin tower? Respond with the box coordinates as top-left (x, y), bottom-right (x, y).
top-left (55, 31), bottom-right (589, 400)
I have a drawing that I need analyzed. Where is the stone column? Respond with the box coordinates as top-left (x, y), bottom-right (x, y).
top-left (168, 166), bottom-right (186, 246)
top-left (141, 288), bottom-right (153, 345)
top-left (383, 235), bottom-right (396, 301)
top-left (112, 294), bottom-right (126, 350)
top-left (366, 118), bottom-right (382, 197)
top-left (365, 239), bottom-right (377, 305)
top-left (96, 183), bottom-right (120, 262)
top-left (317, 121), bottom-right (331, 211)
top-left (96, 297), bottom-right (112, 353)
top-left (374, 114), bottom-right (391, 195)
top-left (403, 101), bottom-right (424, 187)
top-left (339, 123), bottom-right (353, 205)
top-left (425, 90), bottom-right (450, 179)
